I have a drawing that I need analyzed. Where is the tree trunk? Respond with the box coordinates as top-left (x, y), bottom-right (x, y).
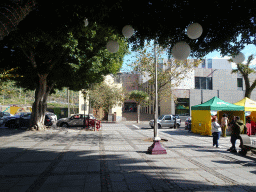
top-left (245, 88), bottom-right (252, 98)
top-left (137, 104), bottom-right (140, 124)
top-left (30, 74), bottom-right (49, 131)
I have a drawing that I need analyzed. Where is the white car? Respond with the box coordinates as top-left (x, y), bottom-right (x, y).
top-left (149, 114), bottom-right (181, 129)
top-left (45, 112), bottom-right (57, 122)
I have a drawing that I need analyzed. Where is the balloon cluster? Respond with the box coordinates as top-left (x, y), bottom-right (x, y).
top-left (172, 23), bottom-right (203, 60)
top-left (83, 19), bottom-right (134, 53)
top-left (106, 25), bottom-right (134, 53)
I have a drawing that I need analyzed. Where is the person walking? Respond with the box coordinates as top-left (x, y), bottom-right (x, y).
top-left (221, 114), bottom-right (229, 137)
top-left (227, 116), bottom-right (246, 153)
top-left (211, 116), bottom-right (222, 148)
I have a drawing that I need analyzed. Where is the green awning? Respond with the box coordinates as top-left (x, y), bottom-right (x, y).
top-left (191, 96), bottom-right (244, 111)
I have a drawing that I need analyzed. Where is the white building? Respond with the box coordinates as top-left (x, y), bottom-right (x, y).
top-left (140, 58), bottom-right (255, 116)
top-left (79, 74), bottom-right (123, 121)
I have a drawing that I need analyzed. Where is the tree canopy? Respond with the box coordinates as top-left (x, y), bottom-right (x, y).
top-left (2, 1), bottom-right (256, 58)
top-left (0, 1), bottom-right (129, 130)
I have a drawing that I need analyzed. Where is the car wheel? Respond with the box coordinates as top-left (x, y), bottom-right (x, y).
top-left (158, 124), bottom-right (161, 129)
top-left (61, 123), bottom-right (68, 127)
top-left (151, 126), bottom-right (154, 128)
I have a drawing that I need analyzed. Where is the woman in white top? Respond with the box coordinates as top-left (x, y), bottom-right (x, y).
top-left (211, 116), bottom-right (222, 148)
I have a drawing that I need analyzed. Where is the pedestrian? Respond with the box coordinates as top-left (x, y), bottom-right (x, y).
top-left (227, 116), bottom-right (246, 153)
top-left (211, 116), bottom-right (222, 148)
top-left (221, 114), bottom-right (229, 137)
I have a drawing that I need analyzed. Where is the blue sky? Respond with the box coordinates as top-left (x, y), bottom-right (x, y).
top-left (121, 43), bottom-right (256, 72)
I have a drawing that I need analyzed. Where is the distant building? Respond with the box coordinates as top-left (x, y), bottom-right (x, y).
top-left (139, 58), bottom-right (256, 116)
top-left (120, 72), bottom-right (140, 112)
top-left (79, 74), bottom-right (123, 121)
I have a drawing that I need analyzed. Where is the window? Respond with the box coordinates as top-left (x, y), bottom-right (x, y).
top-left (201, 59), bottom-right (206, 68)
top-left (164, 115), bottom-right (172, 120)
top-left (207, 77), bottom-right (212, 90)
top-left (195, 77), bottom-right (212, 90)
top-left (237, 78), bottom-right (243, 90)
top-left (195, 77), bottom-right (200, 89)
top-left (207, 59), bottom-right (212, 68)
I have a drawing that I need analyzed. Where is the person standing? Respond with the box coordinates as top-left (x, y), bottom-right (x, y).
top-left (221, 114), bottom-right (229, 137)
top-left (227, 116), bottom-right (246, 153)
top-left (211, 116), bottom-right (222, 148)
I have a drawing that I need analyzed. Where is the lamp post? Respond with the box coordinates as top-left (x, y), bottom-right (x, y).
top-left (147, 41), bottom-right (167, 154)
top-left (82, 89), bottom-right (87, 129)
top-left (148, 22), bottom-right (203, 155)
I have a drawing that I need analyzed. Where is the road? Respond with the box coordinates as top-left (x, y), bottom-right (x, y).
top-left (0, 120), bottom-right (256, 191)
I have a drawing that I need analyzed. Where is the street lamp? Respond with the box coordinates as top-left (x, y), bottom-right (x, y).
top-left (81, 89), bottom-right (87, 128)
top-left (148, 23), bottom-right (203, 154)
top-left (147, 41), bottom-right (167, 154)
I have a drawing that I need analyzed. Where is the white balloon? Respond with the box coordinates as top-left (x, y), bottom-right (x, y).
top-left (106, 40), bottom-right (119, 53)
top-left (187, 23), bottom-right (203, 39)
top-left (84, 18), bottom-right (89, 27)
top-left (232, 52), bottom-right (245, 64)
top-left (171, 41), bottom-right (191, 60)
top-left (122, 25), bottom-right (134, 38)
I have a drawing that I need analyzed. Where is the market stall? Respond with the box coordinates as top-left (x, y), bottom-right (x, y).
top-left (191, 96), bottom-right (244, 136)
top-left (233, 97), bottom-right (256, 136)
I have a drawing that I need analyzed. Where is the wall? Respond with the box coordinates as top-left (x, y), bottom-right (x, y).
top-left (1, 106), bottom-right (32, 115)
top-left (79, 91), bottom-right (89, 115)
top-left (212, 69), bottom-right (237, 91)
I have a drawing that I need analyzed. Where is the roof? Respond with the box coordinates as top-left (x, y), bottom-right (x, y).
top-left (233, 97), bottom-right (256, 111)
top-left (191, 96), bottom-right (244, 111)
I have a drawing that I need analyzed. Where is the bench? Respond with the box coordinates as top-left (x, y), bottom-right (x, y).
top-left (239, 134), bottom-right (256, 156)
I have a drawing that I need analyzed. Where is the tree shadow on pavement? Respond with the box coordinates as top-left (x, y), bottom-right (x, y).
top-left (0, 129), bottom-right (256, 191)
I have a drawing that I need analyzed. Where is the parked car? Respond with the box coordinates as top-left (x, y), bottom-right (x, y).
top-left (149, 114), bottom-right (181, 129)
top-left (0, 112), bottom-right (12, 125)
top-left (5, 112), bottom-right (31, 128)
top-left (5, 112), bottom-right (54, 128)
top-left (56, 114), bottom-right (96, 127)
top-left (45, 112), bottom-right (57, 122)
top-left (185, 116), bottom-right (192, 131)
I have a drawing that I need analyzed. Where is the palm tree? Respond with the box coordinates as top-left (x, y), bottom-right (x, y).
top-left (129, 90), bottom-right (149, 123)
top-left (231, 54), bottom-right (256, 98)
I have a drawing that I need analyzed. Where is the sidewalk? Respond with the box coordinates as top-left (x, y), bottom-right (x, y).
top-left (0, 123), bottom-right (256, 192)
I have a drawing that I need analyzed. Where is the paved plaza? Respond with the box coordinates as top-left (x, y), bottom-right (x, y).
top-left (0, 122), bottom-right (256, 192)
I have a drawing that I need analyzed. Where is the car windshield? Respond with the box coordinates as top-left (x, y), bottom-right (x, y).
top-left (158, 115), bottom-right (165, 120)
top-left (16, 112), bottom-right (30, 116)
top-left (23, 113), bottom-right (31, 117)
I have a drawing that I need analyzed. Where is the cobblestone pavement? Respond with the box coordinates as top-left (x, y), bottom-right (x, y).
top-left (0, 123), bottom-right (256, 192)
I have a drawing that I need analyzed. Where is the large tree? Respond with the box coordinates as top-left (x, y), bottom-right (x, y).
top-left (0, 15), bottom-right (128, 130)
